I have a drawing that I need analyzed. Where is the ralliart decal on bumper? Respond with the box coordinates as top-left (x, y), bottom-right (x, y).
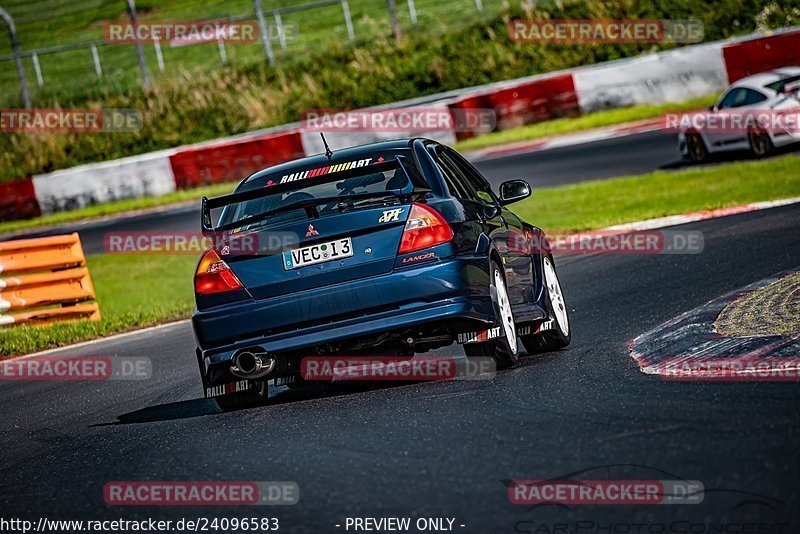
top-left (205, 380), bottom-right (250, 398)
top-left (459, 320), bottom-right (556, 344)
top-left (457, 327), bottom-right (502, 344)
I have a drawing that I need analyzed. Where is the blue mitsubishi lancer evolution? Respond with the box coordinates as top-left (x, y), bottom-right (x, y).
top-left (193, 138), bottom-right (570, 409)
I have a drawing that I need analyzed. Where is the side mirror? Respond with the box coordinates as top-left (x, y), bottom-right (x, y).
top-left (499, 180), bottom-right (531, 205)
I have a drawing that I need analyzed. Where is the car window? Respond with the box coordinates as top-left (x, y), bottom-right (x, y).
top-left (443, 149), bottom-right (496, 205)
top-left (219, 162), bottom-right (413, 231)
top-left (744, 88), bottom-right (768, 105)
top-left (717, 88), bottom-right (749, 109)
top-left (430, 148), bottom-right (475, 200)
top-left (764, 74), bottom-right (800, 93)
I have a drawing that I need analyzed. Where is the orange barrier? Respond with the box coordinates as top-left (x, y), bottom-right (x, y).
top-left (0, 233), bottom-right (100, 327)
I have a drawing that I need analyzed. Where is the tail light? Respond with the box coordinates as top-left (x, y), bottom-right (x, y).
top-left (398, 203), bottom-right (454, 254)
top-left (194, 248), bottom-right (244, 295)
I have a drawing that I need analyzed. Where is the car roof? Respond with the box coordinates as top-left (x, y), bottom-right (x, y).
top-left (730, 67), bottom-right (800, 92)
top-left (241, 138), bottom-right (422, 187)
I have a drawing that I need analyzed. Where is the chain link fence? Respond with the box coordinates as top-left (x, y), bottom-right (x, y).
top-left (0, 0), bottom-right (502, 107)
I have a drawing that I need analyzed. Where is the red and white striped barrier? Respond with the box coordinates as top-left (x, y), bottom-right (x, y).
top-left (1, 27), bottom-right (797, 222)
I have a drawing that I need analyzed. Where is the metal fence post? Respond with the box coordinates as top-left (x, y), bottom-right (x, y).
top-left (153, 37), bottom-right (164, 72)
top-left (407, 0), bottom-right (417, 25)
top-left (32, 52), bottom-right (43, 86)
top-left (124, 0), bottom-right (151, 90)
top-left (341, 0), bottom-right (355, 42)
top-left (0, 7), bottom-right (32, 108)
top-left (474, 0), bottom-right (483, 11)
top-left (274, 12), bottom-right (287, 51)
top-left (253, 0), bottom-right (275, 65)
top-left (91, 44), bottom-right (103, 77)
top-left (386, 0), bottom-right (401, 41)
top-left (217, 36), bottom-right (228, 65)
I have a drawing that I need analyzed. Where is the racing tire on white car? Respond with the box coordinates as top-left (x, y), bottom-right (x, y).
top-left (464, 261), bottom-right (520, 369)
top-left (686, 133), bottom-right (709, 163)
top-left (215, 380), bottom-right (270, 411)
top-left (747, 129), bottom-right (775, 158)
top-left (521, 255), bottom-right (571, 353)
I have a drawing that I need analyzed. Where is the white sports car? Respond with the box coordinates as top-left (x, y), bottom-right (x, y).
top-left (679, 67), bottom-right (800, 162)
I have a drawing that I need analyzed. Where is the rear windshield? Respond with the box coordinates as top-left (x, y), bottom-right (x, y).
top-left (765, 74), bottom-right (800, 93)
top-left (218, 160), bottom-right (421, 232)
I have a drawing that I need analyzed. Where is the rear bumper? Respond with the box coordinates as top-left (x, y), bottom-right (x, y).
top-left (193, 255), bottom-right (495, 385)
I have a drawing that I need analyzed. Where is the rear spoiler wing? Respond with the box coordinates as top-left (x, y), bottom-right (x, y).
top-left (201, 156), bottom-right (423, 236)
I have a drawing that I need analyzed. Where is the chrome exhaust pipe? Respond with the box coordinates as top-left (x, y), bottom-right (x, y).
top-left (231, 350), bottom-right (276, 379)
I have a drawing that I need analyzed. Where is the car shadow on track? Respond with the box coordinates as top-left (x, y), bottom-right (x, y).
top-left (96, 348), bottom-right (565, 425)
top-left (94, 381), bottom-right (428, 425)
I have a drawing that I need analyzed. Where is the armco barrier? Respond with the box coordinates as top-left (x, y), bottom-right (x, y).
top-left (448, 73), bottom-right (579, 140)
top-left (0, 233), bottom-right (100, 327)
top-left (0, 178), bottom-right (42, 222)
top-left (169, 130), bottom-right (307, 189)
top-left (573, 42), bottom-right (728, 113)
top-left (722, 31), bottom-right (800, 83)
top-left (32, 150), bottom-right (177, 215)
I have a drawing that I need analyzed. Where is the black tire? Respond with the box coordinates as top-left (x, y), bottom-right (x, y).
top-left (686, 133), bottom-right (709, 163)
top-left (215, 380), bottom-right (270, 411)
top-left (521, 255), bottom-right (571, 353)
top-left (748, 129), bottom-right (774, 157)
top-left (463, 261), bottom-right (520, 369)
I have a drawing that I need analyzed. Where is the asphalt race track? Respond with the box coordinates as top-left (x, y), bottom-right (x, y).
top-left (2, 203), bottom-right (799, 531)
top-left (472, 129), bottom-right (681, 187)
top-left (4, 130), bottom-right (684, 254)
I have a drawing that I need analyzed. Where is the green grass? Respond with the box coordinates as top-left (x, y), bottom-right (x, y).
top-left (514, 154), bottom-right (800, 231)
top-left (455, 95), bottom-right (718, 152)
top-left (0, 0), bottom-right (505, 107)
top-left (0, 182), bottom-right (236, 235)
top-left (2, 154), bottom-right (799, 358)
top-left (715, 272), bottom-right (800, 337)
top-left (0, 254), bottom-right (197, 357)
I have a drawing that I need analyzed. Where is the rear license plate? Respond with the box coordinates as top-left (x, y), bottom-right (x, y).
top-left (283, 238), bottom-right (353, 270)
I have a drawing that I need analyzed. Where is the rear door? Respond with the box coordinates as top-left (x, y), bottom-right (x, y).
top-left (442, 148), bottom-right (534, 307)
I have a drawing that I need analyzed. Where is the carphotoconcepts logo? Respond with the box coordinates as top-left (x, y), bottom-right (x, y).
top-left (660, 357), bottom-right (800, 381)
top-left (510, 230), bottom-right (704, 255)
top-left (509, 480), bottom-right (704, 505)
top-left (0, 109), bottom-right (141, 133)
top-left (103, 481), bottom-right (299, 506)
top-left (0, 356), bottom-right (151, 381)
top-left (103, 232), bottom-right (299, 255)
top-left (664, 110), bottom-right (800, 135)
top-left (103, 21), bottom-right (260, 44)
top-left (301, 108), bottom-right (496, 133)
top-left (509, 19), bottom-right (704, 44)
top-left (300, 356), bottom-right (496, 381)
